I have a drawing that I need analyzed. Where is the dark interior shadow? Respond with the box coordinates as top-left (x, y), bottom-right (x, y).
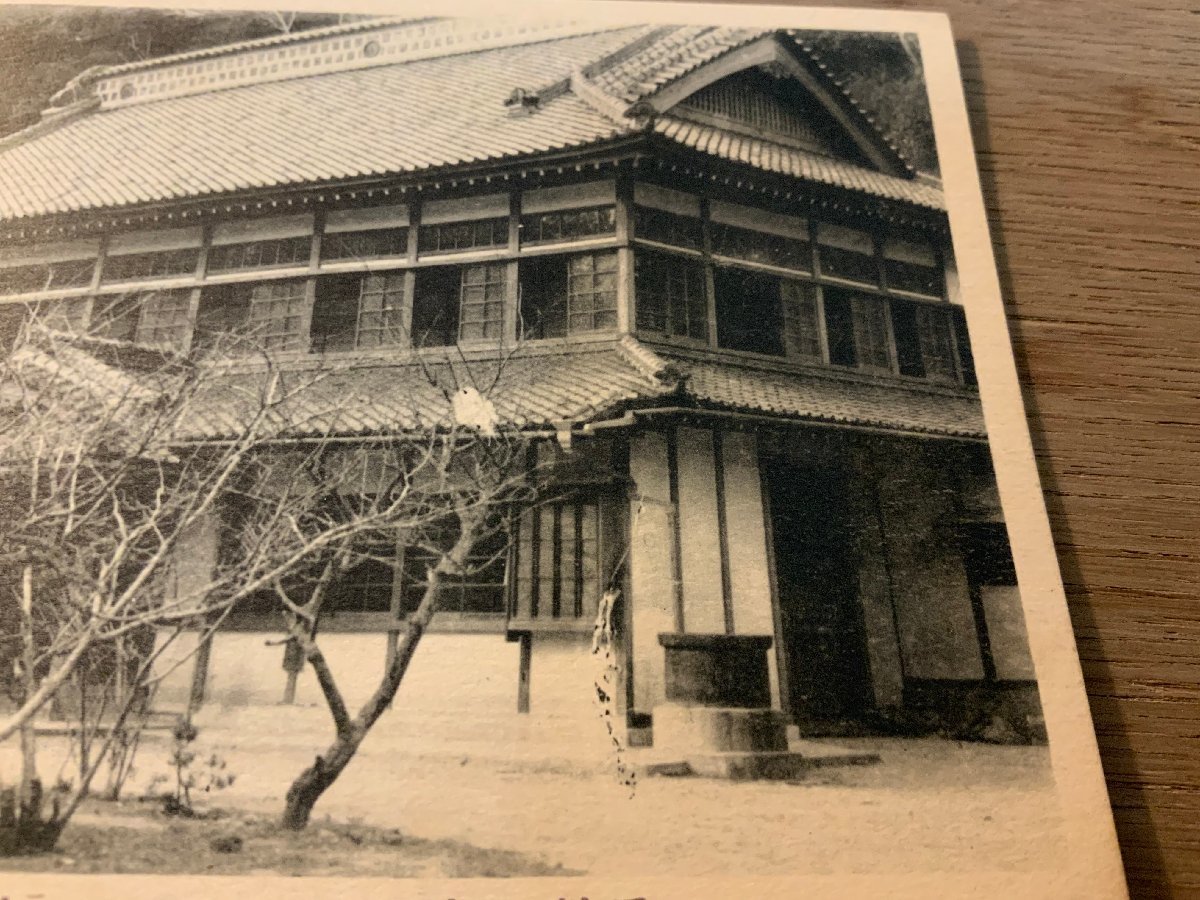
top-left (953, 39), bottom-right (1161, 891)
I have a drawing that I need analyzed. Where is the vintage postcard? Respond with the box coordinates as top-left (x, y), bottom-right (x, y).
top-left (0, 1), bottom-right (1125, 896)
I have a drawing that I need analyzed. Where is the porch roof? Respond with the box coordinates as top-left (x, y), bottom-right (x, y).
top-left (656, 350), bottom-right (987, 440)
top-left (29, 333), bottom-right (985, 443)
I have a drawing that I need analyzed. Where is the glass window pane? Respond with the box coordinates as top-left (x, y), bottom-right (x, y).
top-left (712, 222), bottom-right (810, 272)
top-left (208, 236), bottom-right (311, 272)
top-left (633, 206), bottom-right (702, 250)
top-left (780, 280), bottom-right (821, 360)
top-left (521, 206), bottom-right (616, 245)
top-left (819, 244), bottom-right (878, 285)
top-left (915, 303), bottom-right (958, 382)
top-left (321, 227), bottom-right (408, 262)
top-left (850, 294), bottom-right (892, 372)
top-left (634, 250), bottom-right (706, 341)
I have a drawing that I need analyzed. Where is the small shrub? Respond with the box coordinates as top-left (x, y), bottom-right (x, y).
top-left (157, 718), bottom-right (236, 817)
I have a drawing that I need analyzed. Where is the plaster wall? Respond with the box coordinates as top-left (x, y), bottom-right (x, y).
top-left (877, 442), bottom-right (986, 681)
top-left (627, 430), bottom-right (676, 715)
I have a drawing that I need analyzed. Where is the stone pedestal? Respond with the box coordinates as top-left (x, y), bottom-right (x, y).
top-left (658, 632), bottom-right (773, 708)
top-left (652, 703), bottom-right (788, 756)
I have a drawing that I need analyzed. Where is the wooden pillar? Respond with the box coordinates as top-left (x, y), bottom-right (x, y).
top-left (516, 632), bottom-right (532, 714)
top-left (188, 633), bottom-right (214, 715)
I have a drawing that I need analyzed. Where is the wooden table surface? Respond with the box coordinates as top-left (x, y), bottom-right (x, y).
top-left (852, 1), bottom-right (1199, 895)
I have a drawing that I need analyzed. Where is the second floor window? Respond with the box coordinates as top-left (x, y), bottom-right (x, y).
top-left (207, 236), bottom-right (312, 273)
top-left (418, 218), bottom-right (508, 255)
top-left (311, 273), bottom-right (407, 352)
top-left (411, 263), bottom-right (507, 348)
top-left (320, 228), bottom-right (409, 263)
top-left (0, 258), bottom-right (95, 295)
top-left (635, 250), bottom-right (707, 342)
top-left (823, 288), bottom-right (893, 373)
top-left (458, 263), bottom-right (508, 342)
top-left (102, 248), bottom-right (199, 284)
top-left (520, 206), bottom-right (616, 245)
top-left (519, 251), bottom-right (618, 339)
top-left (134, 290), bottom-right (193, 349)
top-left (247, 280), bottom-right (309, 351)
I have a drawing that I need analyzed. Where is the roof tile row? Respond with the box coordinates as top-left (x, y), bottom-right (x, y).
top-left (0, 23), bottom-right (942, 223)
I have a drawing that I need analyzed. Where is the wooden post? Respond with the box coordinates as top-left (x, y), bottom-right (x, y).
top-left (516, 632), bottom-right (532, 714)
top-left (188, 632), bottom-right (214, 716)
top-left (19, 565), bottom-right (38, 816)
top-left (281, 638), bottom-right (303, 705)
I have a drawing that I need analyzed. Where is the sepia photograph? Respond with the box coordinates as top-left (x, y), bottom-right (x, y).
top-left (0, 2), bottom-right (1124, 896)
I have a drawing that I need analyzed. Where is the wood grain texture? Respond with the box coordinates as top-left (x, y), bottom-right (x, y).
top-left (871, 2), bottom-right (1199, 895)
top-left (707, 0), bottom-right (1199, 892)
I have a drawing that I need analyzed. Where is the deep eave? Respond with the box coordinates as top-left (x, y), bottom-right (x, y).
top-left (0, 133), bottom-right (945, 247)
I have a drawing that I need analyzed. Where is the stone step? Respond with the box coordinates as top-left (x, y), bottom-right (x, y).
top-left (640, 743), bottom-right (881, 781)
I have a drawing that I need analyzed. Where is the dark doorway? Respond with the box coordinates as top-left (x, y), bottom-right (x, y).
top-left (766, 461), bottom-right (873, 731)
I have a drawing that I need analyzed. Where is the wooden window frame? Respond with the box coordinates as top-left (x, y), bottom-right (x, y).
top-left (457, 261), bottom-right (509, 343)
top-left (246, 279), bottom-right (310, 352)
top-left (354, 272), bottom-right (410, 349)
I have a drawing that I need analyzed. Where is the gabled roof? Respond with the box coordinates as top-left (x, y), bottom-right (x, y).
top-left (0, 17), bottom-right (942, 225)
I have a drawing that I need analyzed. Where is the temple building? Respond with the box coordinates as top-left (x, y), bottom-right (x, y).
top-left (0, 17), bottom-right (1043, 750)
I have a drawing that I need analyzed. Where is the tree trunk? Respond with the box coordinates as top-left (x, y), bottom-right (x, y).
top-left (279, 567), bottom-right (446, 830)
top-left (18, 567), bottom-right (38, 815)
top-left (280, 729), bottom-right (362, 830)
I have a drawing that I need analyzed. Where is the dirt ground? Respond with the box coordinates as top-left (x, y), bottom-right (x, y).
top-left (0, 706), bottom-right (1066, 878)
top-left (0, 800), bottom-right (575, 877)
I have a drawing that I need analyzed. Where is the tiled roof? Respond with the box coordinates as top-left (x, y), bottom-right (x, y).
top-left (0, 30), bottom-right (635, 221)
top-left (182, 340), bottom-right (982, 442)
top-left (589, 27), bottom-right (769, 103)
top-left (5, 332), bottom-right (983, 442)
top-left (0, 20), bottom-right (941, 224)
top-left (654, 117), bottom-right (944, 210)
top-left (175, 341), bottom-right (672, 440)
top-left (659, 351), bottom-right (986, 438)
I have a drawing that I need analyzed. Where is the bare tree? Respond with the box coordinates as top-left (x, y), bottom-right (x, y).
top-left (273, 428), bottom-right (544, 827)
top-left (0, 303), bottom-right (564, 841)
top-left (0, 313), bottom-right (527, 847)
top-left (223, 351), bottom-right (552, 829)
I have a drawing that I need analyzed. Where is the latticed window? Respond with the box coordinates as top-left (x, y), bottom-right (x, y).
top-left (521, 206), bottom-right (616, 244)
top-left (817, 224), bottom-right (878, 286)
top-left (711, 222), bottom-right (811, 272)
top-left (0, 258), bottom-right (95, 295)
top-left (850, 293), bottom-right (893, 372)
top-left (397, 523), bottom-right (508, 616)
top-left (134, 290), bottom-right (193, 349)
top-left (91, 294), bottom-right (140, 342)
top-left (566, 252), bottom-right (618, 333)
top-left (951, 307), bottom-right (976, 386)
top-left (34, 297), bottom-right (88, 332)
top-left (824, 287), bottom-right (892, 373)
top-left (458, 263), bottom-right (507, 341)
top-left (781, 281), bottom-right (822, 361)
top-left (635, 250), bottom-right (707, 341)
top-left (514, 498), bottom-right (601, 620)
top-left (914, 303), bottom-right (958, 382)
top-left (102, 248), bottom-right (199, 283)
top-left (418, 218), bottom-right (508, 254)
top-left (884, 237), bottom-right (942, 297)
top-left (320, 228), bottom-right (409, 263)
top-left (356, 273), bottom-right (407, 347)
top-left (325, 535), bottom-right (397, 615)
top-left (207, 236), bottom-right (312, 272)
top-left (247, 280), bottom-right (308, 351)
top-left (633, 206), bottom-right (703, 250)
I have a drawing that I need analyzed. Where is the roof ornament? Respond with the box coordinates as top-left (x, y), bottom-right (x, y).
top-left (47, 64), bottom-right (109, 108)
top-left (504, 88), bottom-right (540, 117)
top-left (624, 100), bottom-right (657, 130)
